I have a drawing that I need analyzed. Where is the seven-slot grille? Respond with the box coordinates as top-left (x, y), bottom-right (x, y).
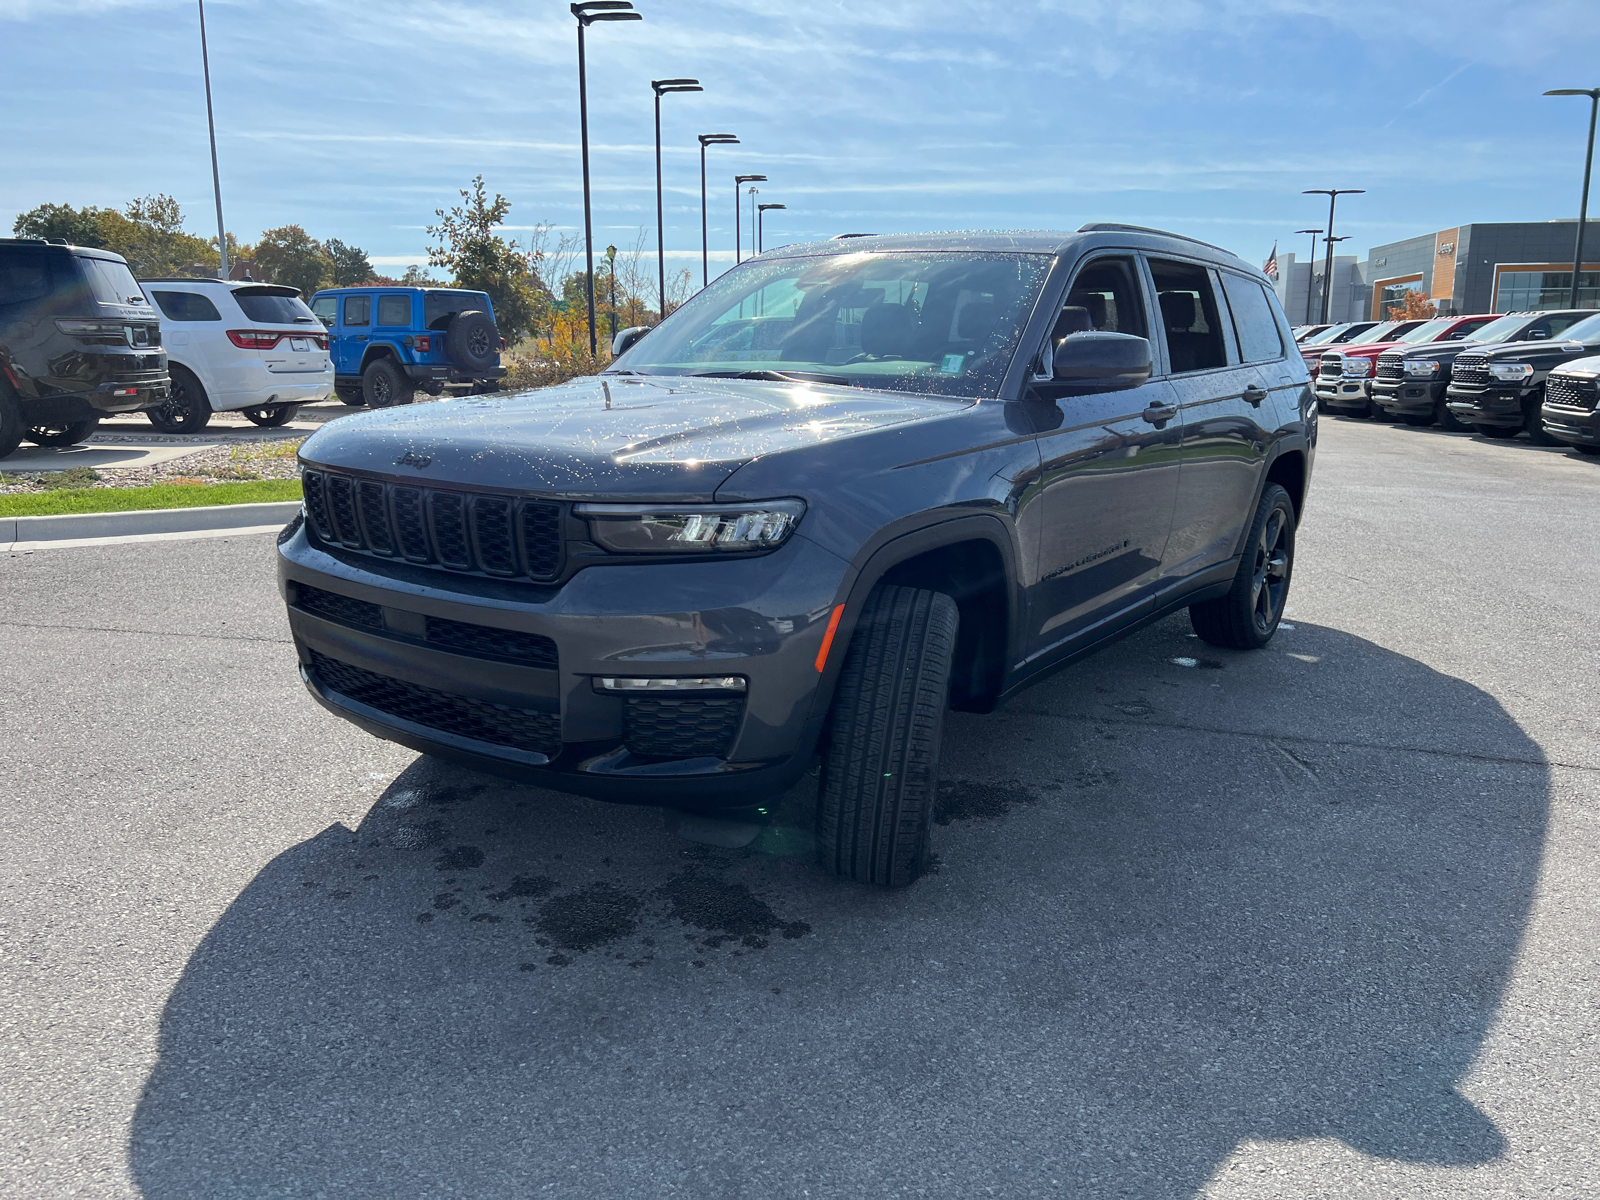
top-left (1452, 353), bottom-right (1490, 387)
top-left (301, 469), bottom-right (563, 582)
top-left (1376, 353), bottom-right (1406, 382)
top-left (1318, 353), bottom-right (1344, 379)
top-left (1546, 374), bottom-right (1599, 412)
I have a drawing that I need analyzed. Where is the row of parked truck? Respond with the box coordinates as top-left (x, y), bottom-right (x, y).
top-left (1290, 310), bottom-right (1600, 453)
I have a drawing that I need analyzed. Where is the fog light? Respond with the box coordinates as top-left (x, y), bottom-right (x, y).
top-left (593, 676), bottom-right (746, 693)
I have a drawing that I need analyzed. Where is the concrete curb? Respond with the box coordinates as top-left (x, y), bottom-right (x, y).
top-left (1, 500), bottom-right (300, 545)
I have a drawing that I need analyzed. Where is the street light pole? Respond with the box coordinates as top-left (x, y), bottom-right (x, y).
top-left (734, 174), bottom-right (766, 264)
top-left (196, 0), bottom-right (228, 279)
top-left (697, 134), bottom-right (738, 289)
top-left (572, 2), bottom-right (642, 357)
top-left (652, 78), bottom-right (702, 322)
top-left (1294, 228), bottom-right (1322, 325)
top-left (1544, 88), bottom-right (1600, 308)
top-left (606, 243), bottom-right (617, 343)
top-left (1303, 188), bottom-right (1364, 323)
top-left (758, 202), bottom-right (785, 254)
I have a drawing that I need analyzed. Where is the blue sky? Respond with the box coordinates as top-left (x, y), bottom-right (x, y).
top-left (4, 0), bottom-right (1600, 288)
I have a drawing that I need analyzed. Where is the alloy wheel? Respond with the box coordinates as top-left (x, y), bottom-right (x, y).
top-left (1250, 508), bottom-right (1290, 633)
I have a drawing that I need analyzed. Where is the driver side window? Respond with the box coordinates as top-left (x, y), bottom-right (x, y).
top-left (1037, 255), bottom-right (1147, 377)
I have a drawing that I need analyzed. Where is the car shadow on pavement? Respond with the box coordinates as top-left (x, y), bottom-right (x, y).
top-left (129, 615), bottom-right (1548, 1198)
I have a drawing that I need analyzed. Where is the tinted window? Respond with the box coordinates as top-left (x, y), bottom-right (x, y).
top-left (310, 296), bottom-right (338, 327)
top-left (1149, 258), bottom-right (1228, 373)
top-left (377, 295), bottom-right (412, 326)
top-left (234, 288), bottom-right (316, 324)
top-left (0, 247), bottom-right (55, 305)
top-left (344, 295), bottom-right (370, 326)
top-left (425, 290), bottom-right (493, 330)
top-left (1530, 312), bottom-right (1591, 340)
top-left (1219, 273), bottom-right (1284, 363)
top-left (78, 256), bottom-right (147, 306)
top-left (150, 290), bottom-right (222, 322)
top-left (1062, 256), bottom-right (1147, 337)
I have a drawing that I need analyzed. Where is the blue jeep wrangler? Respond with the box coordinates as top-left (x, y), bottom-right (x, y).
top-left (308, 287), bottom-right (505, 407)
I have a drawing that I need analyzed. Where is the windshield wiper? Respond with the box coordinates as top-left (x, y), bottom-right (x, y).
top-left (690, 369), bottom-right (854, 386)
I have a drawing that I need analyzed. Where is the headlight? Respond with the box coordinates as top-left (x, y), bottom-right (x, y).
top-left (1405, 360), bottom-right (1440, 378)
top-left (575, 499), bottom-right (806, 554)
top-left (1343, 358), bottom-right (1372, 377)
top-left (1488, 362), bottom-right (1535, 382)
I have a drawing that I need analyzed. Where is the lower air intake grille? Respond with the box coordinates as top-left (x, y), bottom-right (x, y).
top-left (308, 649), bottom-right (560, 756)
top-left (424, 615), bottom-right (558, 669)
top-left (623, 695), bottom-right (744, 759)
top-left (293, 584), bottom-right (383, 630)
top-left (300, 468), bottom-right (564, 582)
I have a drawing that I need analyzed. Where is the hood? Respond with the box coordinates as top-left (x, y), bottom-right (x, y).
top-left (1472, 338), bottom-right (1591, 363)
top-left (298, 373), bottom-right (971, 501)
top-left (1390, 337), bottom-right (1487, 361)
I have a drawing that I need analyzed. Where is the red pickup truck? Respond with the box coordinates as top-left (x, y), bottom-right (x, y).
top-left (1313, 314), bottom-right (1499, 418)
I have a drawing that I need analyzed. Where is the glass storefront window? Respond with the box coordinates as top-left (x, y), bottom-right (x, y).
top-left (1495, 270), bottom-right (1600, 312)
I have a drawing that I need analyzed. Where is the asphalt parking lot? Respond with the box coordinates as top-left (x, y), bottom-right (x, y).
top-left (2, 417), bottom-right (1597, 1198)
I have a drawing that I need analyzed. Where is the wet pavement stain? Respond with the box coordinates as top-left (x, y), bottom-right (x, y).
top-left (435, 845), bottom-right (485, 871)
top-left (935, 780), bottom-right (1038, 825)
top-left (659, 871), bottom-right (810, 946)
top-left (492, 875), bottom-right (557, 903)
top-left (535, 883), bottom-right (642, 954)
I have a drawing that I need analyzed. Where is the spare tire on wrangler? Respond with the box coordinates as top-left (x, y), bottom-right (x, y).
top-left (445, 310), bottom-right (499, 372)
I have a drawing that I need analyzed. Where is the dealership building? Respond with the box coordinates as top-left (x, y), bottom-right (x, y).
top-left (1270, 218), bottom-right (1600, 323)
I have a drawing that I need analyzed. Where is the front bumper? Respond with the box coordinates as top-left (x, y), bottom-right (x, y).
top-left (277, 520), bottom-right (848, 809)
top-left (1370, 378), bottom-right (1444, 415)
top-left (1446, 384), bottom-right (1529, 428)
top-left (1314, 376), bottom-right (1371, 411)
top-left (1540, 403), bottom-right (1600, 448)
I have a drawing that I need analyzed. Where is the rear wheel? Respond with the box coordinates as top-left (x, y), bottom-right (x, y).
top-left (241, 404), bottom-right (299, 427)
top-left (1476, 424), bottom-right (1520, 440)
top-left (1190, 483), bottom-right (1295, 650)
top-left (147, 365), bottom-right (212, 434)
top-left (817, 585), bottom-right (959, 888)
top-left (25, 420), bottom-right (99, 447)
top-left (362, 358), bottom-right (413, 408)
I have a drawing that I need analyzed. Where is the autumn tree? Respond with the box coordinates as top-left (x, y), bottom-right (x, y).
top-left (1385, 288), bottom-right (1437, 321)
top-left (254, 225), bottom-right (333, 297)
top-left (426, 175), bottom-right (544, 341)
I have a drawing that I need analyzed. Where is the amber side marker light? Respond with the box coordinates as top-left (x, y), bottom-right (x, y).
top-left (815, 604), bottom-right (845, 672)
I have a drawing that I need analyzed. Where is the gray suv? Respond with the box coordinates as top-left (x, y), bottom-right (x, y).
top-left (278, 226), bottom-right (1315, 886)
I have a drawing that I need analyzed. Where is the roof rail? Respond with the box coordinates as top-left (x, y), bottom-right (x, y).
top-left (830, 232), bottom-right (876, 240)
top-left (1076, 223), bottom-right (1231, 254)
top-left (138, 275), bottom-right (230, 284)
top-left (0, 237), bottom-right (49, 246)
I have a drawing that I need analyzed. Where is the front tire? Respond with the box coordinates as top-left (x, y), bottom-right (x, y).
top-left (241, 404), bottom-right (299, 427)
top-left (1525, 398), bottom-right (1560, 446)
top-left (147, 366), bottom-right (212, 434)
top-left (1190, 483), bottom-right (1295, 650)
top-left (1476, 424), bottom-right (1520, 440)
top-left (25, 419), bottom-right (98, 447)
top-left (1436, 398), bottom-right (1470, 432)
top-left (818, 585), bottom-right (959, 888)
top-left (362, 358), bottom-right (413, 408)
top-left (1400, 411), bottom-right (1435, 427)
top-left (0, 386), bottom-right (24, 459)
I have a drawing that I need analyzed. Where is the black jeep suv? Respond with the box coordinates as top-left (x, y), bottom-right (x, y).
top-left (279, 227), bottom-right (1314, 886)
top-left (0, 238), bottom-right (168, 458)
top-left (1371, 310), bottom-right (1592, 433)
top-left (1441, 310), bottom-right (1600, 442)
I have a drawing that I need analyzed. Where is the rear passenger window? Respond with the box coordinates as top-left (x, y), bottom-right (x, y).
top-left (150, 290), bottom-right (222, 322)
top-left (0, 248), bottom-right (55, 305)
top-left (1148, 258), bottom-right (1228, 374)
top-left (377, 295), bottom-right (411, 326)
top-left (1219, 273), bottom-right (1285, 363)
top-left (344, 295), bottom-right (370, 326)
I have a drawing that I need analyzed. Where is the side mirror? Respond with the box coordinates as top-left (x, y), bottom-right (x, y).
top-left (612, 325), bottom-right (650, 356)
top-left (1527, 329), bottom-right (1549, 340)
top-left (1048, 331), bottom-right (1153, 394)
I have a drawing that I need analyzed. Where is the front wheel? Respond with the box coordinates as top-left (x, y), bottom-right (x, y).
top-left (817, 585), bottom-right (959, 888)
top-left (0, 387), bottom-right (26, 458)
top-left (1475, 424), bottom-right (1520, 440)
top-left (335, 387), bottom-right (365, 407)
top-left (1436, 398), bottom-right (1471, 432)
top-left (1400, 412), bottom-right (1435, 427)
top-left (1189, 483), bottom-right (1295, 650)
top-left (25, 419), bottom-right (99, 447)
top-left (1525, 399), bottom-right (1561, 447)
top-left (241, 404), bottom-right (299, 427)
top-left (147, 366), bottom-right (212, 434)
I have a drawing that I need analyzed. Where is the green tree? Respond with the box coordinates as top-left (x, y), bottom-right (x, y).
top-left (12, 195), bottom-right (217, 275)
top-left (325, 238), bottom-right (373, 286)
top-left (399, 263), bottom-right (447, 287)
top-left (254, 225), bottom-right (333, 297)
top-left (12, 202), bottom-right (106, 247)
top-left (426, 175), bottom-right (544, 341)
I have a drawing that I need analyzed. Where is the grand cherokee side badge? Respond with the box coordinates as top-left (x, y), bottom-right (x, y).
top-left (395, 450), bottom-right (433, 468)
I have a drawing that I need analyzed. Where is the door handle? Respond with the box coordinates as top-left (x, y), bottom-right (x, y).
top-left (1141, 401), bottom-right (1178, 428)
top-left (354, 335), bottom-right (368, 341)
top-left (1243, 384), bottom-right (1268, 407)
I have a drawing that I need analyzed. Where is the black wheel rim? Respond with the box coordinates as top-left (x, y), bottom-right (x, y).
top-left (157, 379), bottom-right (194, 428)
top-left (468, 327), bottom-right (490, 357)
top-left (30, 425), bottom-right (68, 439)
top-left (372, 374), bottom-right (390, 404)
top-left (1250, 508), bottom-right (1290, 634)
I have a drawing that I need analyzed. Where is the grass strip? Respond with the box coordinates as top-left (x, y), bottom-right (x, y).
top-left (0, 478), bottom-right (302, 518)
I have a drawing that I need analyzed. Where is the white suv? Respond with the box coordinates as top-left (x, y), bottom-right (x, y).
top-left (139, 279), bottom-right (334, 432)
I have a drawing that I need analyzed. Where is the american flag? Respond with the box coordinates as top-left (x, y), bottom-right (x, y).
top-left (1263, 242), bottom-right (1279, 281)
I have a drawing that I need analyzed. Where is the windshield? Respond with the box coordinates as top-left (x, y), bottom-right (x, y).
top-left (1302, 324), bottom-right (1351, 346)
top-left (1348, 322), bottom-right (1399, 343)
top-left (1395, 318), bottom-right (1452, 343)
top-left (1558, 311), bottom-right (1600, 342)
top-left (610, 251), bottom-right (1053, 398)
top-left (1463, 314), bottom-right (1530, 343)
top-left (1328, 322), bottom-right (1378, 343)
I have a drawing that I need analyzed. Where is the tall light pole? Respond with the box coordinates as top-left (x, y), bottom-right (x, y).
top-left (605, 243), bottom-right (617, 342)
top-left (572, 1), bottom-right (641, 356)
top-left (652, 78), bottom-right (701, 322)
top-left (196, 0), bottom-right (228, 279)
top-left (758, 202), bottom-right (785, 254)
top-left (1544, 88), bottom-right (1600, 308)
top-left (697, 134), bottom-right (738, 288)
top-left (1294, 228), bottom-right (1322, 324)
top-left (734, 174), bottom-right (766, 264)
top-left (746, 186), bottom-right (759, 253)
top-left (1303, 188), bottom-right (1364, 324)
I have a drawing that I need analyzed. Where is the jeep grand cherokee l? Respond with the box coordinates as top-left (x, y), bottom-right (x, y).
top-left (1446, 309), bottom-right (1600, 442)
top-left (279, 226), bottom-right (1314, 887)
top-left (0, 238), bottom-right (167, 458)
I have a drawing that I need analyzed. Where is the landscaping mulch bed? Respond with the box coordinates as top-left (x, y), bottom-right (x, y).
top-left (0, 438), bottom-right (304, 496)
